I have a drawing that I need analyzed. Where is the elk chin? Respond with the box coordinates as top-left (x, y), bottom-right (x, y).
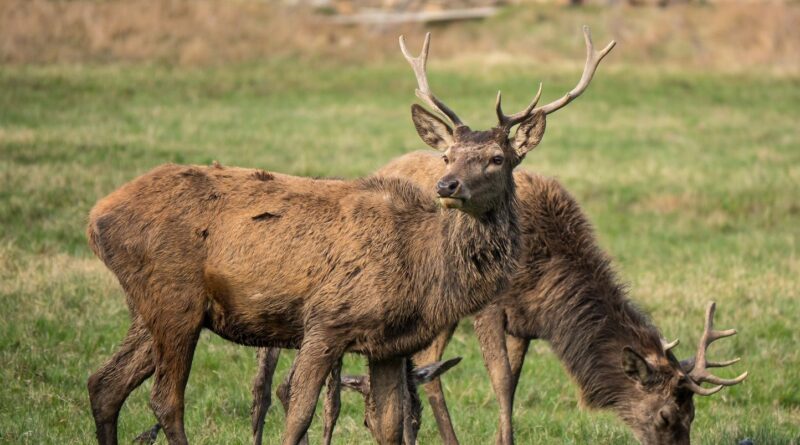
top-left (438, 197), bottom-right (464, 209)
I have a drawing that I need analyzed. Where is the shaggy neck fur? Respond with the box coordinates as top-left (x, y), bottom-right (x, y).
top-left (523, 179), bottom-right (663, 411)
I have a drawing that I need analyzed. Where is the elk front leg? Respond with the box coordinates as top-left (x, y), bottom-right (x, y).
top-left (412, 324), bottom-right (459, 445)
top-left (474, 308), bottom-right (514, 445)
top-left (365, 356), bottom-right (407, 445)
top-left (252, 347), bottom-right (281, 445)
top-left (281, 335), bottom-right (342, 445)
top-left (148, 319), bottom-right (202, 445)
top-left (276, 356), bottom-right (310, 445)
top-left (322, 357), bottom-right (343, 445)
top-left (88, 316), bottom-right (155, 445)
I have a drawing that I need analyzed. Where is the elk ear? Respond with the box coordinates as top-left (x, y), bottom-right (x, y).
top-left (411, 104), bottom-right (454, 151)
top-left (512, 111), bottom-right (546, 158)
top-left (412, 357), bottom-right (462, 384)
top-left (622, 347), bottom-right (654, 385)
top-left (340, 375), bottom-right (369, 397)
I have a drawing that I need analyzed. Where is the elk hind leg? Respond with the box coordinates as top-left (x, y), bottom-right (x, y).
top-left (88, 316), bottom-right (155, 445)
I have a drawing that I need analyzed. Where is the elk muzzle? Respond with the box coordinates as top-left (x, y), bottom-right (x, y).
top-left (436, 177), bottom-right (466, 209)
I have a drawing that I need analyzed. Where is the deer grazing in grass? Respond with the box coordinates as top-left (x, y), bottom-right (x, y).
top-left (86, 30), bottom-right (563, 445)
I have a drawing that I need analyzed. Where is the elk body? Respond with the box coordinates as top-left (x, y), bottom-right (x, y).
top-left (86, 33), bottom-right (552, 445)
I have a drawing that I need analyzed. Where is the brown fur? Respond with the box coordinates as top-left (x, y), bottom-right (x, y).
top-left (86, 98), bottom-right (549, 444)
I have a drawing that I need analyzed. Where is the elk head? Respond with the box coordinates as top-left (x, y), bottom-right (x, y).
top-left (618, 302), bottom-right (748, 444)
top-left (343, 357), bottom-right (462, 444)
top-left (400, 27), bottom-right (615, 215)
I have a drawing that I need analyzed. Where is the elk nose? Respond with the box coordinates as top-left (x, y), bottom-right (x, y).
top-left (436, 179), bottom-right (460, 197)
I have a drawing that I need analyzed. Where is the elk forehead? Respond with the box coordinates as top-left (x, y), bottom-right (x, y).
top-left (448, 128), bottom-right (512, 157)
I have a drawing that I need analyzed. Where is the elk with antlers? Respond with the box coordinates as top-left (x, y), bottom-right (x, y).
top-left (86, 30), bottom-right (560, 445)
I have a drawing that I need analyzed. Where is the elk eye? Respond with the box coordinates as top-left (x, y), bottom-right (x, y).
top-left (491, 155), bottom-right (504, 165)
top-left (442, 155), bottom-right (450, 165)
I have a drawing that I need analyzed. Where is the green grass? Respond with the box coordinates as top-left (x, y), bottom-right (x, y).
top-left (1, 57), bottom-right (798, 444)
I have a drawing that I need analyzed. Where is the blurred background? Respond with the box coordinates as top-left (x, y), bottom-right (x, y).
top-left (1, 0), bottom-right (798, 444)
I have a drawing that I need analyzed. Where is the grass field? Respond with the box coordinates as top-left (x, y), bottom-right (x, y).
top-left (1, 23), bottom-right (799, 445)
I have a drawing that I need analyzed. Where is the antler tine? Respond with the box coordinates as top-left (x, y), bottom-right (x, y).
top-left (495, 83), bottom-right (543, 130)
top-left (399, 33), bottom-right (464, 127)
top-left (683, 302), bottom-right (749, 396)
top-left (662, 338), bottom-right (680, 352)
top-left (534, 25), bottom-right (616, 116)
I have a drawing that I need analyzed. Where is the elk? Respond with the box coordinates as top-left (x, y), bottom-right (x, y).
top-left (86, 31), bottom-right (557, 445)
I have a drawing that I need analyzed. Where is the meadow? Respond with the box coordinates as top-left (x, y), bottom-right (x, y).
top-left (1, 4), bottom-right (799, 444)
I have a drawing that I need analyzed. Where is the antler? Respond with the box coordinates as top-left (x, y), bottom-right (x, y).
top-left (681, 302), bottom-right (748, 396)
top-left (495, 83), bottom-right (543, 130)
top-left (399, 33), bottom-right (464, 127)
top-left (495, 26), bottom-right (615, 130)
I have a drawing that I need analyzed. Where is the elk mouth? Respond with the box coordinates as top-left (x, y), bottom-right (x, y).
top-left (438, 197), bottom-right (464, 209)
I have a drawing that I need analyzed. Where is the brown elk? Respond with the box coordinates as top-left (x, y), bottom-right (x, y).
top-left (86, 30), bottom-right (564, 445)
top-left (248, 160), bottom-right (748, 445)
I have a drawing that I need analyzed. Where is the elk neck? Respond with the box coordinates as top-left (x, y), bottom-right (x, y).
top-left (514, 177), bottom-right (664, 410)
top-left (417, 180), bottom-right (520, 326)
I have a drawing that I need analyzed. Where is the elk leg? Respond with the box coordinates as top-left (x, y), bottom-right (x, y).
top-left (412, 324), bottom-right (459, 445)
top-left (252, 347), bottom-right (281, 445)
top-left (505, 335), bottom-right (530, 401)
top-left (88, 316), bottom-right (155, 445)
top-left (365, 356), bottom-right (407, 445)
top-left (281, 336), bottom-right (342, 445)
top-left (474, 308), bottom-right (514, 445)
top-left (276, 356), bottom-right (309, 445)
top-left (148, 315), bottom-right (202, 445)
top-left (403, 359), bottom-right (422, 445)
top-left (321, 356), bottom-right (343, 445)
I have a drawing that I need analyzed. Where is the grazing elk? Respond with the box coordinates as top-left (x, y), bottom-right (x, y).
top-left (86, 30), bottom-right (559, 445)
